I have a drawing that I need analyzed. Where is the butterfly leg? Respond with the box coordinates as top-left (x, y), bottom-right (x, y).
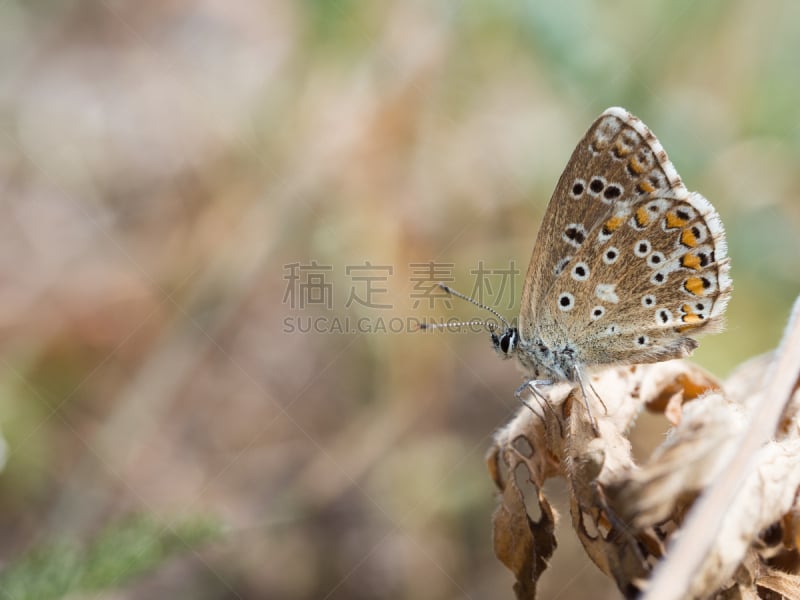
top-left (586, 377), bottom-right (608, 415)
top-left (573, 366), bottom-right (601, 435)
top-left (515, 379), bottom-right (564, 437)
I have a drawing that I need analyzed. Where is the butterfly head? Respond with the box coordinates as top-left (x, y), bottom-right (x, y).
top-left (491, 325), bottom-right (519, 359)
top-left (431, 283), bottom-right (521, 358)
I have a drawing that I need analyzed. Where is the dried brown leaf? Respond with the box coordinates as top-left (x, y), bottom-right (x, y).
top-left (489, 361), bottom-right (723, 596)
top-left (755, 566), bottom-right (800, 599)
top-left (641, 361), bottom-right (723, 423)
top-left (488, 435), bottom-right (557, 599)
top-left (606, 391), bottom-right (744, 528)
top-left (643, 297), bottom-right (800, 600)
top-left (488, 298), bottom-right (800, 600)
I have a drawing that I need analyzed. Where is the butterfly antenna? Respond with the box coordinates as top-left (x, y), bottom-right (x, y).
top-left (417, 319), bottom-right (484, 332)
top-left (436, 283), bottom-right (512, 330)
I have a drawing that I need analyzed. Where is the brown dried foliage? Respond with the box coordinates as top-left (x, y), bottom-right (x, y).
top-left (488, 304), bottom-right (800, 600)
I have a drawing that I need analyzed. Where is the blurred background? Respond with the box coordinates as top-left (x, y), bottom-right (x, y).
top-left (0, 1), bottom-right (798, 598)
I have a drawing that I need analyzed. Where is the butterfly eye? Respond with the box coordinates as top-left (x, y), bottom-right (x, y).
top-left (498, 328), bottom-right (517, 355)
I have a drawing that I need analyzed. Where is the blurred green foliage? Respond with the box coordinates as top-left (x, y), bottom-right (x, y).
top-left (0, 515), bottom-right (220, 599)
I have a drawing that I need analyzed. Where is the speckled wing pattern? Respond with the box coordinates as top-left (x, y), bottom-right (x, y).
top-left (519, 107), bottom-right (731, 370)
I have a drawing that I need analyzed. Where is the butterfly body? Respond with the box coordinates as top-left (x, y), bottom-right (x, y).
top-left (492, 326), bottom-right (580, 381)
top-left (493, 107), bottom-right (731, 387)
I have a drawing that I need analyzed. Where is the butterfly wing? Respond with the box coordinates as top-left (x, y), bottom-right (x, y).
top-left (519, 107), bottom-right (730, 371)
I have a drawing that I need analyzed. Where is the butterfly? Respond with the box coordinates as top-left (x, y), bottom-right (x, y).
top-left (437, 107), bottom-right (731, 428)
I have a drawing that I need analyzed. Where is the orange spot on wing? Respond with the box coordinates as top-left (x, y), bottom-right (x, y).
top-left (684, 277), bottom-right (705, 296)
top-left (614, 140), bottom-right (631, 157)
top-left (603, 216), bottom-right (623, 233)
top-left (665, 211), bottom-right (688, 229)
top-left (676, 321), bottom-right (704, 332)
top-left (637, 180), bottom-right (655, 194)
top-left (635, 207), bottom-right (650, 227)
top-left (677, 309), bottom-right (705, 331)
top-left (681, 254), bottom-right (701, 270)
top-left (680, 228), bottom-right (699, 247)
top-left (628, 157), bottom-right (644, 174)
